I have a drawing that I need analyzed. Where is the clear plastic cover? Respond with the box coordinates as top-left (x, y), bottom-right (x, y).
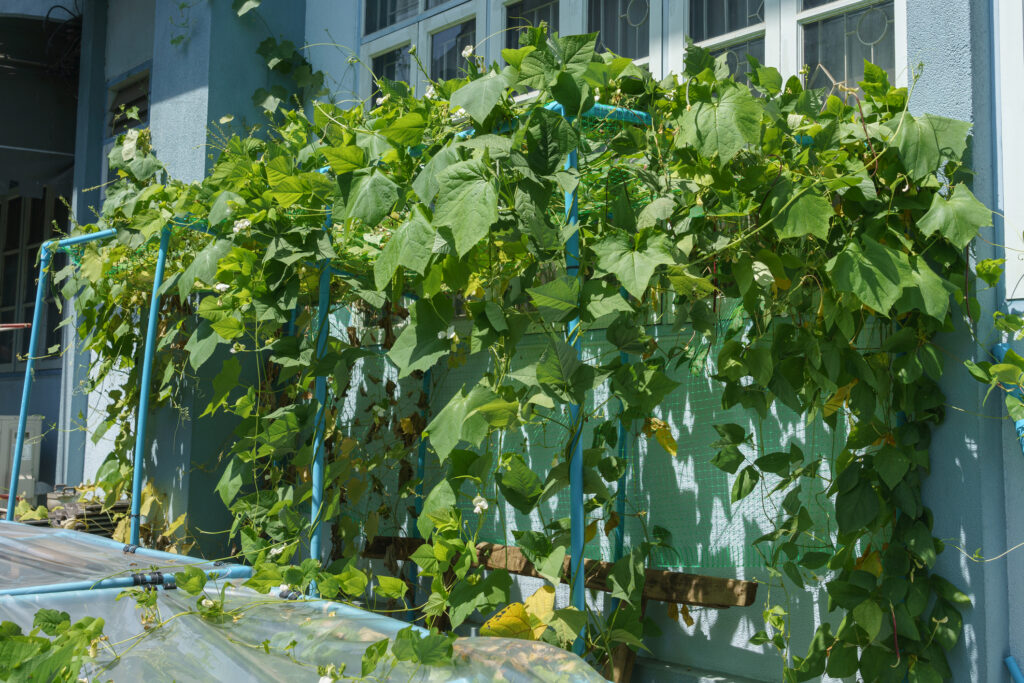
top-left (0, 523), bottom-right (607, 682)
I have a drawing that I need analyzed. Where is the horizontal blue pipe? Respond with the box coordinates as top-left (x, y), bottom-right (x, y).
top-left (456, 100), bottom-right (651, 140)
top-left (0, 564), bottom-right (251, 597)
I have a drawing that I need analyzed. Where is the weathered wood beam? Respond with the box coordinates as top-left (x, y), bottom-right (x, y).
top-left (363, 536), bottom-right (757, 609)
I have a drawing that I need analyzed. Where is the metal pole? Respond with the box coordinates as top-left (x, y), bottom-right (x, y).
top-left (0, 564), bottom-right (252, 597)
top-left (309, 195), bottom-right (331, 574)
top-left (5, 250), bottom-right (52, 520)
top-left (407, 367), bottom-right (431, 618)
top-left (4, 229), bottom-right (119, 520)
top-left (129, 226), bottom-right (171, 546)
top-left (565, 142), bottom-right (586, 655)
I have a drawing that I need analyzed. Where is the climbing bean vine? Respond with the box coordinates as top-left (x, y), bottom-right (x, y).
top-left (58, 27), bottom-right (989, 681)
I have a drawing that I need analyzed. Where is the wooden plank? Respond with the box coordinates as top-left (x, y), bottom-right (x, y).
top-left (363, 536), bottom-right (757, 609)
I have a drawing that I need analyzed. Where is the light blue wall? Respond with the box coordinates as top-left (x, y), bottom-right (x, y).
top-left (907, 1), bottom-right (1014, 681)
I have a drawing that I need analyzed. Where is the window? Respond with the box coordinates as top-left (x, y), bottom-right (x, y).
top-left (711, 37), bottom-right (766, 83)
top-left (587, 0), bottom-right (650, 60)
top-left (365, 0), bottom-right (418, 35)
top-left (682, 1), bottom-right (898, 93)
top-left (0, 189), bottom-right (65, 371)
top-left (373, 45), bottom-right (412, 86)
top-left (802, 1), bottom-right (895, 92)
top-left (506, 0), bottom-right (559, 50)
top-left (107, 72), bottom-right (150, 138)
top-left (431, 19), bottom-right (476, 80)
top-left (689, 0), bottom-right (764, 42)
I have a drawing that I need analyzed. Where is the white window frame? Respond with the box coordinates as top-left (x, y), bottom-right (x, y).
top-left (419, 1), bottom-right (486, 82)
top-left (995, 0), bottom-right (1024, 300)
top-left (667, 0), bottom-right (905, 88)
top-left (355, 0), bottom-right (905, 99)
top-left (360, 26), bottom-right (418, 102)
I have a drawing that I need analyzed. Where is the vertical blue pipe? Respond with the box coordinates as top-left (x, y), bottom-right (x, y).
top-left (309, 208), bottom-right (331, 573)
top-left (406, 367), bottom-right (431, 618)
top-left (565, 143), bottom-right (586, 654)
top-left (5, 247), bottom-right (52, 520)
top-left (129, 226), bottom-right (171, 546)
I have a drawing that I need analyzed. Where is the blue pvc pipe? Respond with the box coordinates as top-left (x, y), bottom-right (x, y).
top-left (0, 564), bottom-right (252, 597)
top-left (564, 143), bottom-right (586, 654)
top-left (5, 255), bottom-right (51, 520)
top-left (992, 343), bottom-right (1024, 454)
top-left (6, 229), bottom-right (116, 520)
top-left (309, 178), bottom-right (332, 577)
top-left (129, 226), bottom-right (171, 546)
top-left (404, 368), bottom-right (432, 618)
top-left (1007, 656), bottom-right (1024, 683)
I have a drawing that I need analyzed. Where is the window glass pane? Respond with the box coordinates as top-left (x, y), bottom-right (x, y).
top-left (28, 197), bottom-right (44, 246)
top-left (52, 195), bottom-right (69, 236)
top-left (45, 298), bottom-right (61, 353)
top-left (5, 197), bottom-right (21, 252)
top-left (0, 309), bottom-right (13, 364)
top-left (710, 37), bottom-right (766, 84)
top-left (802, 0), bottom-right (834, 9)
top-left (23, 254), bottom-right (35, 305)
top-left (372, 46), bottom-right (412, 86)
top-left (689, 0), bottom-right (763, 41)
top-left (365, 0), bottom-right (418, 35)
top-left (506, 0), bottom-right (560, 50)
top-left (19, 304), bottom-right (31, 358)
top-left (426, 0), bottom-right (449, 7)
top-left (803, 1), bottom-right (895, 92)
top-left (2, 253), bottom-right (17, 309)
top-left (431, 19), bottom-right (476, 81)
top-left (587, 0), bottom-right (650, 59)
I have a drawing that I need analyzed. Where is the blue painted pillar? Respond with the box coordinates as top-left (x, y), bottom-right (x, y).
top-left (129, 226), bottom-right (172, 546)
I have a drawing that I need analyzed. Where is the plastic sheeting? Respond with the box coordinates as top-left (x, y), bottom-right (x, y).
top-left (0, 523), bottom-right (607, 682)
top-left (0, 521), bottom-right (226, 592)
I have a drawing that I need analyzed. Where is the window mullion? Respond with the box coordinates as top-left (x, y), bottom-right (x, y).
top-left (561, 0), bottom-right (585, 37)
top-left (665, 0), bottom-right (689, 76)
top-left (776, 0), bottom-right (799, 77)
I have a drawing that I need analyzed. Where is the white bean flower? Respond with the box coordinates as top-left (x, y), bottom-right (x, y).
top-left (436, 325), bottom-right (456, 340)
top-left (232, 218), bottom-right (250, 234)
top-left (201, 598), bottom-right (214, 608)
top-left (268, 544), bottom-right (285, 557)
top-left (376, 93), bottom-right (390, 106)
top-left (473, 495), bottom-right (488, 514)
top-left (319, 677), bottom-right (333, 683)
top-left (213, 282), bottom-right (230, 293)
top-left (425, 84), bottom-right (436, 99)
top-left (462, 44), bottom-right (474, 59)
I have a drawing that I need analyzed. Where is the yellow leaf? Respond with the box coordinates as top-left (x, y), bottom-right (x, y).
top-left (340, 437), bottom-right (358, 456)
top-left (604, 510), bottom-right (619, 536)
top-left (584, 520), bottom-right (598, 544)
top-left (642, 417), bottom-right (668, 437)
top-left (679, 603), bottom-right (694, 627)
top-left (113, 516), bottom-right (130, 543)
top-left (523, 585), bottom-right (555, 638)
top-left (163, 513), bottom-right (187, 538)
top-left (855, 549), bottom-right (883, 577)
top-left (480, 602), bottom-right (535, 640)
top-left (823, 380), bottom-right (857, 417)
top-left (655, 428), bottom-right (677, 457)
